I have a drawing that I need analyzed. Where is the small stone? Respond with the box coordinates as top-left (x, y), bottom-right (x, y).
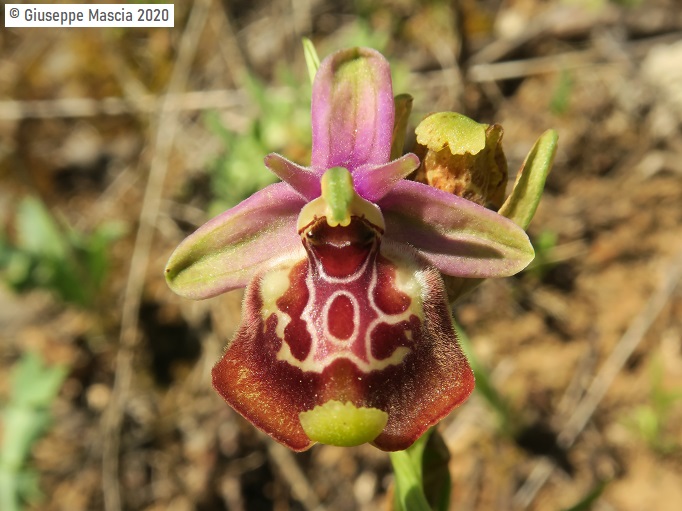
top-left (86, 383), bottom-right (111, 411)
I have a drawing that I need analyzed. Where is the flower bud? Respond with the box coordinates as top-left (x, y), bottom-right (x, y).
top-left (412, 112), bottom-right (508, 211)
top-left (411, 112), bottom-right (558, 303)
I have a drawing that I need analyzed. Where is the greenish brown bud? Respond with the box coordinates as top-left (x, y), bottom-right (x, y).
top-left (413, 112), bottom-right (508, 210)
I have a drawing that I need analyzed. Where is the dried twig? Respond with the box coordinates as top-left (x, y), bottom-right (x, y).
top-left (209, 3), bottom-right (249, 88)
top-left (468, 31), bottom-right (682, 83)
top-left (100, 1), bottom-right (213, 510)
top-left (468, 50), bottom-right (598, 83)
top-left (0, 89), bottom-right (247, 120)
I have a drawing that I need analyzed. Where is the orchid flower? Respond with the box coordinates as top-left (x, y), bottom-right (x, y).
top-left (165, 47), bottom-right (535, 452)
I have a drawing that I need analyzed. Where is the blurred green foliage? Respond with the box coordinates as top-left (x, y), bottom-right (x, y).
top-left (454, 320), bottom-right (516, 435)
top-left (0, 352), bottom-right (67, 511)
top-left (390, 428), bottom-right (438, 511)
top-left (204, 69), bottom-right (311, 217)
top-left (0, 197), bottom-right (125, 307)
top-left (625, 358), bottom-right (682, 455)
top-left (566, 0), bottom-right (642, 9)
top-left (550, 70), bottom-right (574, 115)
top-left (525, 229), bottom-right (559, 279)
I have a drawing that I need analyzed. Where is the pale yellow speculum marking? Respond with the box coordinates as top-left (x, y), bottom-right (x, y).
top-left (260, 267), bottom-right (293, 339)
top-left (392, 258), bottom-right (424, 319)
top-left (277, 343), bottom-right (411, 373)
top-left (372, 246), bottom-right (425, 322)
top-left (299, 400), bottom-right (388, 446)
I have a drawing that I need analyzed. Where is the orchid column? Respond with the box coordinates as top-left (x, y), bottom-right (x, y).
top-left (165, 47), bottom-right (535, 451)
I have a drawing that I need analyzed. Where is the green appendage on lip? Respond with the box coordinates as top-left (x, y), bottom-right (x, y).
top-left (299, 400), bottom-right (388, 447)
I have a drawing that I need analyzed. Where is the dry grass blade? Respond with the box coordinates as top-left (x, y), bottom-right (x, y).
top-left (266, 440), bottom-right (326, 511)
top-left (100, 2), bottom-right (213, 511)
top-left (469, 31), bottom-right (682, 83)
top-left (468, 50), bottom-right (596, 83)
top-left (0, 90), bottom-right (246, 120)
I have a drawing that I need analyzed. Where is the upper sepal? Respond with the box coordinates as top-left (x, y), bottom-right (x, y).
top-left (311, 47), bottom-right (395, 172)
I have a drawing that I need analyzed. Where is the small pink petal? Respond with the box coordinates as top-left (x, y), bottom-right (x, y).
top-left (264, 153), bottom-right (322, 200)
top-left (353, 153), bottom-right (420, 202)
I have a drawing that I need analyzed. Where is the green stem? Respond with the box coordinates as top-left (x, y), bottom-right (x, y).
top-left (389, 449), bottom-right (433, 511)
top-left (389, 428), bottom-right (439, 511)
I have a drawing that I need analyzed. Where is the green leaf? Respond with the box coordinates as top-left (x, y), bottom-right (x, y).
top-left (561, 480), bottom-right (609, 511)
top-left (0, 353), bottom-right (66, 511)
top-left (2, 353), bottom-right (66, 466)
top-left (1, 250), bottom-right (33, 290)
top-left (550, 71), bottom-right (573, 115)
top-left (1, 197), bottom-right (121, 306)
top-left (421, 430), bottom-right (452, 511)
top-left (203, 65), bottom-right (311, 214)
top-left (390, 428), bottom-right (452, 511)
top-left (390, 440), bottom-right (433, 511)
top-left (0, 468), bottom-right (42, 511)
top-left (15, 197), bottom-right (67, 260)
top-left (10, 352), bottom-right (67, 408)
top-left (0, 467), bottom-right (21, 511)
top-left (0, 408), bottom-right (49, 469)
top-left (82, 221), bottom-right (127, 292)
top-left (498, 130), bottom-right (558, 229)
top-left (302, 38), bottom-right (321, 85)
top-left (16, 468), bottom-right (42, 505)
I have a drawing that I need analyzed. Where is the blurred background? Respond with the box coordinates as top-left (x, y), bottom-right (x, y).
top-left (1, 0), bottom-right (682, 510)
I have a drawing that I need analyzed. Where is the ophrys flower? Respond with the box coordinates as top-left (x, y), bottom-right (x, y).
top-left (165, 47), bottom-right (534, 451)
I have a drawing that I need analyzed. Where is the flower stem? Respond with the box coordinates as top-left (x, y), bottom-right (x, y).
top-left (389, 428), bottom-right (437, 511)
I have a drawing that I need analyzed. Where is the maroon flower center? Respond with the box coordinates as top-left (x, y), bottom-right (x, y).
top-left (303, 216), bottom-right (380, 277)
